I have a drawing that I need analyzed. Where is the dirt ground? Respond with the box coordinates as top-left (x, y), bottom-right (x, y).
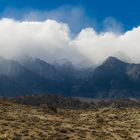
top-left (0, 99), bottom-right (140, 140)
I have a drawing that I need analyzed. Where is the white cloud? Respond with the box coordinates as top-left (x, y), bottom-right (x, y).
top-left (71, 26), bottom-right (140, 64)
top-left (0, 18), bottom-right (83, 64)
top-left (0, 18), bottom-right (140, 66)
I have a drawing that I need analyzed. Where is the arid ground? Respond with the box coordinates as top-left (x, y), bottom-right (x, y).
top-left (0, 99), bottom-right (140, 140)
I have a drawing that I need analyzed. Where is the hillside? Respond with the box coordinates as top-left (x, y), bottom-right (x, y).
top-left (13, 93), bottom-right (140, 109)
top-left (2, 56), bottom-right (140, 98)
top-left (1, 98), bottom-right (140, 140)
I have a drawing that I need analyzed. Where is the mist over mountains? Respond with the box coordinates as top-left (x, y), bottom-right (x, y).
top-left (1, 56), bottom-right (140, 99)
top-left (0, 18), bottom-right (140, 66)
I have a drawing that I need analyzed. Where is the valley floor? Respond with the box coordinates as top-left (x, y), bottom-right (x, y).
top-left (0, 100), bottom-right (140, 140)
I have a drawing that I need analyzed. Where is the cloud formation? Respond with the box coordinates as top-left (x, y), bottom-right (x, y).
top-left (1, 6), bottom-right (96, 33)
top-left (0, 18), bottom-right (140, 66)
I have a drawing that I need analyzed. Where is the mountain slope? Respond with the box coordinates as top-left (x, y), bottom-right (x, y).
top-left (1, 56), bottom-right (140, 98)
top-left (21, 57), bottom-right (91, 96)
top-left (21, 57), bottom-right (63, 82)
top-left (75, 57), bottom-right (140, 98)
top-left (0, 57), bottom-right (62, 96)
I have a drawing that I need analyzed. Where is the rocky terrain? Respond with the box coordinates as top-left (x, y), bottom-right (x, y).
top-left (2, 56), bottom-right (140, 99)
top-left (1, 98), bottom-right (140, 140)
top-left (13, 93), bottom-right (140, 109)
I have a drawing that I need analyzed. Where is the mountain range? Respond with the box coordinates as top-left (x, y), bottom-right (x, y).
top-left (1, 56), bottom-right (140, 99)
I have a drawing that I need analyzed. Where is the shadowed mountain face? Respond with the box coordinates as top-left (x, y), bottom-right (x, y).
top-left (21, 57), bottom-right (63, 82)
top-left (1, 56), bottom-right (140, 98)
top-left (76, 57), bottom-right (140, 98)
top-left (67, 57), bottom-right (140, 98)
top-left (0, 57), bottom-right (63, 96)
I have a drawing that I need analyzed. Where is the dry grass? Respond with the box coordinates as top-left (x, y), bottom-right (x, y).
top-left (0, 100), bottom-right (140, 140)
